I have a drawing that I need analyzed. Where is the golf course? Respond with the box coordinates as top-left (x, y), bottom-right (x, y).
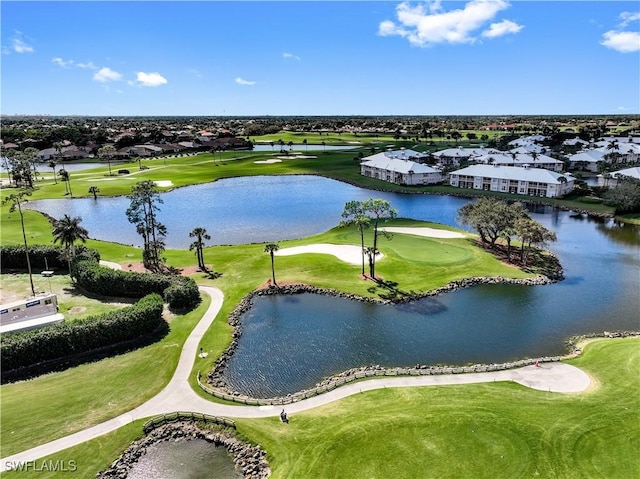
top-left (1, 146), bottom-right (638, 477)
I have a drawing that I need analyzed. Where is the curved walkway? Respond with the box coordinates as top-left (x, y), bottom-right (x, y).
top-left (0, 286), bottom-right (591, 471)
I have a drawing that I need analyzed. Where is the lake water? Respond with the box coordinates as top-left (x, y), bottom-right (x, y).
top-left (24, 175), bottom-right (639, 397)
top-left (25, 175), bottom-right (470, 248)
top-left (126, 439), bottom-right (242, 479)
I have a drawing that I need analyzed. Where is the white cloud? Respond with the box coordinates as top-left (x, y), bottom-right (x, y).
top-left (52, 57), bottom-right (74, 68)
top-left (93, 67), bottom-right (123, 83)
top-left (283, 52), bottom-right (301, 61)
top-left (133, 72), bottom-right (168, 87)
top-left (76, 61), bottom-right (97, 70)
top-left (601, 30), bottom-right (640, 53)
top-left (617, 106), bottom-right (628, 111)
top-left (619, 11), bottom-right (640, 27)
top-left (378, 0), bottom-right (517, 47)
top-left (481, 19), bottom-right (523, 38)
top-left (235, 77), bottom-right (256, 85)
top-left (11, 31), bottom-right (34, 53)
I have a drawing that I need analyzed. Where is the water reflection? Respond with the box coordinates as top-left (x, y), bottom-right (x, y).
top-left (126, 439), bottom-right (242, 479)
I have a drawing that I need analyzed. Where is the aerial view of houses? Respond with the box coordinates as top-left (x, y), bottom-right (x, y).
top-left (1, 1), bottom-right (639, 478)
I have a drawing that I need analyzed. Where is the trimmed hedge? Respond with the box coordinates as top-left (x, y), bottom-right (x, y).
top-left (72, 260), bottom-right (200, 310)
top-left (1, 294), bottom-right (164, 371)
top-left (0, 245), bottom-right (100, 270)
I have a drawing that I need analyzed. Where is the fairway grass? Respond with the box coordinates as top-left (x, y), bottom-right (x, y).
top-left (3, 337), bottom-right (637, 478)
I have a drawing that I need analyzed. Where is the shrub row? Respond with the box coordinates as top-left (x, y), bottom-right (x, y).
top-left (72, 260), bottom-right (200, 310)
top-left (0, 244), bottom-right (100, 270)
top-left (1, 294), bottom-right (164, 371)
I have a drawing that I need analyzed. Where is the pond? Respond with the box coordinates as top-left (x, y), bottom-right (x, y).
top-left (25, 175), bottom-right (470, 248)
top-left (126, 439), bottom-right (242, 479)
top-left (24, 175), bottom-right (639, 397)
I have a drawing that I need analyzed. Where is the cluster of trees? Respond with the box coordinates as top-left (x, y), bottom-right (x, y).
top-left (341, 199), bottom-right (397, 279)
top-left (603, 176), bottom-right (640, 214)
top-left (457, 197), bottom-right (556, 264)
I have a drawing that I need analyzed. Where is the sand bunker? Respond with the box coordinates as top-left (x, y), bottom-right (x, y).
top-left (154, 180), bottom-right (173, 187)
top-left (254, 159), bottom-right (283, 164)
top-left (381, 227), bottom-right (467, 239)
top-left (275, 244), bottom-right (383, 265)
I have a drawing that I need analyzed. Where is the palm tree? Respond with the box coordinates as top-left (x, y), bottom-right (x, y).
top-left (59, 169), bottom-right (72, 196)
top-left (340, 200), bottom-right (370, 276)
top-left (264, 243), bottom-right (279, 286)
top-left (88, 186), bottom-right (100, 201)
top-left (48, 160), bottom-right (58, 184)
top-left (98, 145), bottom-right (116, 176)
top-left (189, 227), bottom-right (211, 271)
top-left (3, 189), bottom-right (36, 295)
top-left (52, 214), bottom-right (89, 274)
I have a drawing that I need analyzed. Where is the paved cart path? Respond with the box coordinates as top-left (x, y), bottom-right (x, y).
top-left (1, 286), bottom-right (591, 471)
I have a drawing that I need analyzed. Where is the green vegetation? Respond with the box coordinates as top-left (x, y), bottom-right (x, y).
top-left (1, 294), bottom-right (164, 371)
top-left (4, 338), bottom-right (637, 478)
top-left (0, 295), bottom-right (210, 457)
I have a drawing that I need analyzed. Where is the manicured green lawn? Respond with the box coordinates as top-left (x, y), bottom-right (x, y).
top-left (4, 337), bottom-right (637, 478)
top-left (0, 218), bottom-right (533, 456)
top-left (0, 295), bottom-right (210, 457)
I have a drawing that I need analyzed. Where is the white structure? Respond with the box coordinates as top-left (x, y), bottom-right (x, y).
top-left (432, 147), bottom-right (501, 166)
top-left (597, 166), bottom-right (640, 187)
top-left (449, 164), bottom-right (575, 198)
top-left (0, 293), bottom-right (64, 334)
top-left (360, 149), bottom-right (442, 185)
top-left (476, 153), bottom-right (564, 172)
top-left (508, 135), bottom-right (546, 147)
top-left (510, 144), bottom-right (545, 155)
top-left (567, 150), bottom-right (607, 172)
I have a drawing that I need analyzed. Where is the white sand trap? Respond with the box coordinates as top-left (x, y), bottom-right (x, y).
top-left (154, 180), bottom-right (173, 187)
top-left (254, 159), bottom-right (283, 164)
top-left (292, 155), bottom-right (317, 159)
top-left (275, 244), bottom-right (383, 265)
top-left (382, 227), bottom-right (467, 239)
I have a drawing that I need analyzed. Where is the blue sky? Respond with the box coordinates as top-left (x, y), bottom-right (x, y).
top-left (2, 1), bottom-right (639, 116)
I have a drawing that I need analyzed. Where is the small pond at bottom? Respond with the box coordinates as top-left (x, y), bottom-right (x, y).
top-left (126, 439), bottom-right (242, 479)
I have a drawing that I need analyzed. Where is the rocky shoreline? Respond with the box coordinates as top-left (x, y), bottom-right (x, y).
top-left (205, 270), bottom-right (563, 403)
top-left (96, 422), bottom-right (270, 479)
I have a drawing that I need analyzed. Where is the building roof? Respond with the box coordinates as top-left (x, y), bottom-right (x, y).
top-left (610, 166), bottom-right (640, 180)
top-left (362, 153), bottom-right (440, 175)
top-left (450, 164), bottom-right (573, 184)
top-left (477, 153), bottom-right (562, 165)
top-left (568, 150), bottom-right (606, 163)
top-left (432, 147), bottom-right (500, 158)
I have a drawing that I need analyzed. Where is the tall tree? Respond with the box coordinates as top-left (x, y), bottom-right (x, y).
top-left (48, 160), bottom-right (58, 184)
top-left (126, 180), bottom-right (167, 272)
top-left (52, 214), bottom-right (89, 273)
top-left (362, 198), bottom-right (397, 279)
top-left (514, 217), bottom-right (557, 265)
top-left (189, 227), bottom-right (211, 271)
top-left (88, 185), bottom-right (100, 200)
top-left (98, 145), bottom-right (116, 176)
top-left (340, 200), bottom-right (370, 276)
top-left (3, 189), bottom-right (36, 295)
top-left (264, 243), bottom-right (279, 286)
top-left (58, 169), bottom-right (72, 196)
top-left (23, 147), bottom-right (40, 182)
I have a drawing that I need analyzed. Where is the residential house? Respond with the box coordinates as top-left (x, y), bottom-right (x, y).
top-left (449, 164), bottom-right (574, 198)
top-left (567, 150), bottom-right (607, 172)
top-left (360, 149), bottom-right (442, 185)
top-left (432, 147), bottom-right (501, 166)
top-left (597, 166), bottom-right (640, 187)
top-left (477, 153), bottom-right (564, 172)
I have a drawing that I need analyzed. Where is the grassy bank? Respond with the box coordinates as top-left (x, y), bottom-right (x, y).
top-left (4, 337), bottom-right (637, 478)
top-left (2, 218), bottom-right (533, 454)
